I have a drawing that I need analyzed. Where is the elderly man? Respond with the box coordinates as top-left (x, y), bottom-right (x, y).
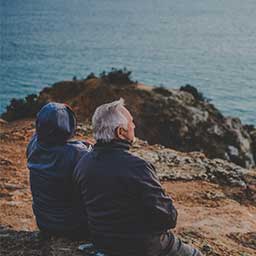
top-left (73, 99), bottom-right (202, 255)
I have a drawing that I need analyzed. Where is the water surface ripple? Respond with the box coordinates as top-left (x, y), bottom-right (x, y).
top-left (1, 0), bottom-right (256, 124)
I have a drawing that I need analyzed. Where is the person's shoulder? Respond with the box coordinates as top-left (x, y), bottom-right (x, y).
top-left (122, 150), bottom-right (145, 163)
top-left (65, 140), bottom-right (92, 152)
top-left (124, 152), bottom-right (158, 181)
top-left (122, 151), bottom-right (154, 173)
top-left (63, 140), bottom-right (92, 163)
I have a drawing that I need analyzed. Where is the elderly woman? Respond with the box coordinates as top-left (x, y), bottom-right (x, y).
top-left (27, 102), bottom-right (91, 240)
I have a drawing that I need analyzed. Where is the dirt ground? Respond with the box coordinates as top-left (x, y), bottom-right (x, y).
top-left (0, 119), bottom-right (255, 256)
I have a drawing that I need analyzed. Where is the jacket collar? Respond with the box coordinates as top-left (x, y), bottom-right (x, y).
top-left (94, 139), bottom-right (132, 151)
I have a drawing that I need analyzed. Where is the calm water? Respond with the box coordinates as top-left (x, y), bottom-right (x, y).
top-left (1, 0), bottom-right (256, 124)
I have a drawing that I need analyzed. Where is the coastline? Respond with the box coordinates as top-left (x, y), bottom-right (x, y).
top-left (1, 70), bottom-right (256, 168)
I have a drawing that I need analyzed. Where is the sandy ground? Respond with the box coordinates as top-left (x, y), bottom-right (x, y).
top-left (0, 119), bottom-right (255, 256)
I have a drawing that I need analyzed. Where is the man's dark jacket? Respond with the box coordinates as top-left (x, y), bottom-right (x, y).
top-left (73, 140), bottom-right (177, 256)
top-left (27, 102), bottom-right (90, 235)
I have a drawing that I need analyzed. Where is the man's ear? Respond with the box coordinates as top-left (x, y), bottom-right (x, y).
top-left (116, 127), bottom-right (126, 140)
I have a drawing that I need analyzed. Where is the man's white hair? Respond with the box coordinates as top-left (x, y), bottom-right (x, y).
top-left (92, 98), bottom-right (128, 142)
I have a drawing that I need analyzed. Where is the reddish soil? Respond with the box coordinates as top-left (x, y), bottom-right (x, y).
top-left (0, 119), bottom-right (255, 256)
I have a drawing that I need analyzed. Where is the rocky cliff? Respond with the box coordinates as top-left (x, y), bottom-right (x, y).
top-left (1, 71), bottom-right (256, 255)
top-left (0, 119), bottom-right (255, 255)
top-left (2, 70), bottom-right (256, 168)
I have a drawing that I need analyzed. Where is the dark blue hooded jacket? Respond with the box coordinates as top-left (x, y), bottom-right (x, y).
top-left (27, 102), bottom-right (91, 233)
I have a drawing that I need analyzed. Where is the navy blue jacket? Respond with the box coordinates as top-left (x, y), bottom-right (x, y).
top-left (73, 140), bottom-right (177, 255)
top-left (27, 103), bottom-right (90, 233)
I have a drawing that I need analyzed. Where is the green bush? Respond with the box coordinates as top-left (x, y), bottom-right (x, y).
top-left (85, 72), bottom-right (97, 80)
top-left (153, 86), bottom-right (172, 97)
top-left (180, 84), bottom-right (206, 102)
top-left (1, 94), bottom-right (46, 121)
top-left (100, 68), bottom-right (136, 85)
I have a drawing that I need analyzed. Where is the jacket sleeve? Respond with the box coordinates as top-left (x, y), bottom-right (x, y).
top-left (26, 134), bottom-right (37, 160)
top-left (134, 161), bottom-right (177, 230)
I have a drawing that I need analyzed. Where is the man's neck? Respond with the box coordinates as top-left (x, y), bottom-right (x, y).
top-left (95, 139), bottom-right (132, 150)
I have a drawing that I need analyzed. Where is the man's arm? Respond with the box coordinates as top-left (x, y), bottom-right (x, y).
top-left (134, 161), bottom-right (177, 231)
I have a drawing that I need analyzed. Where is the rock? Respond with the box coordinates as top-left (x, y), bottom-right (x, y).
top-left (201, 244), bottom-right (214, 254)
top-left (228, 232), bottom-right (256, 250)
top-left (132, 142), bottom-right (255, 192)
top-left (2, 74), bottom-right (256, 168)
top-left (0, 158), bottom-right (13, 166)
top-left (38, 79), bottom-right (256, 168)
top-left (228, 145), bottom-right (239, 157)
top-left (0, 118), bottom-right (7, 125)
top-left (2, 183), bottom-right (24, 191)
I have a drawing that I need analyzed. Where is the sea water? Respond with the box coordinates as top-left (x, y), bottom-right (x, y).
top-left (1, 0), bottom-right (256, 124)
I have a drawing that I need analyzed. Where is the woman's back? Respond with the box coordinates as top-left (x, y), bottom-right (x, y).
top-left (26, 103), bottom-right (91, 238)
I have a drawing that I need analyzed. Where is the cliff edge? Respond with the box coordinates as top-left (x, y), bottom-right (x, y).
top-left (0, 119), bottom-right (255, 255)
top-left (2, 70), bottom-right (256, 168)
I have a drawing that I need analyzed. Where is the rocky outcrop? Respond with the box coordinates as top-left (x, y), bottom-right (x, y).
top-left (1, 72), bottom-right (256, 168)
top-left (132, 140), bottom-right (256, 205)
top-left (76, 123), bottom-right (256, 204)
top-left (39, 78), bottom-right (256, 168)
top-left (245, 125), bottom-right (256, 166)
top-left (0, 119), bottom-right (256, 255)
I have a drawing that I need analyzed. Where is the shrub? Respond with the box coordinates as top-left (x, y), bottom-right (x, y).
top-left (100, 68), bottom-right (136, 85)
top-left (1, 94), bottom-right (46, 121)
top-left (180, 84), bottom-right (206, 102)
top-left (153, 86), bottom-right (172, 97)
top-left (85, 72), bottom-right (97, 80)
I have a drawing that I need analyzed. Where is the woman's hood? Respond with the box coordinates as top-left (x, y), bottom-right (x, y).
top-left (36, 102), bottom-right (76, 145)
